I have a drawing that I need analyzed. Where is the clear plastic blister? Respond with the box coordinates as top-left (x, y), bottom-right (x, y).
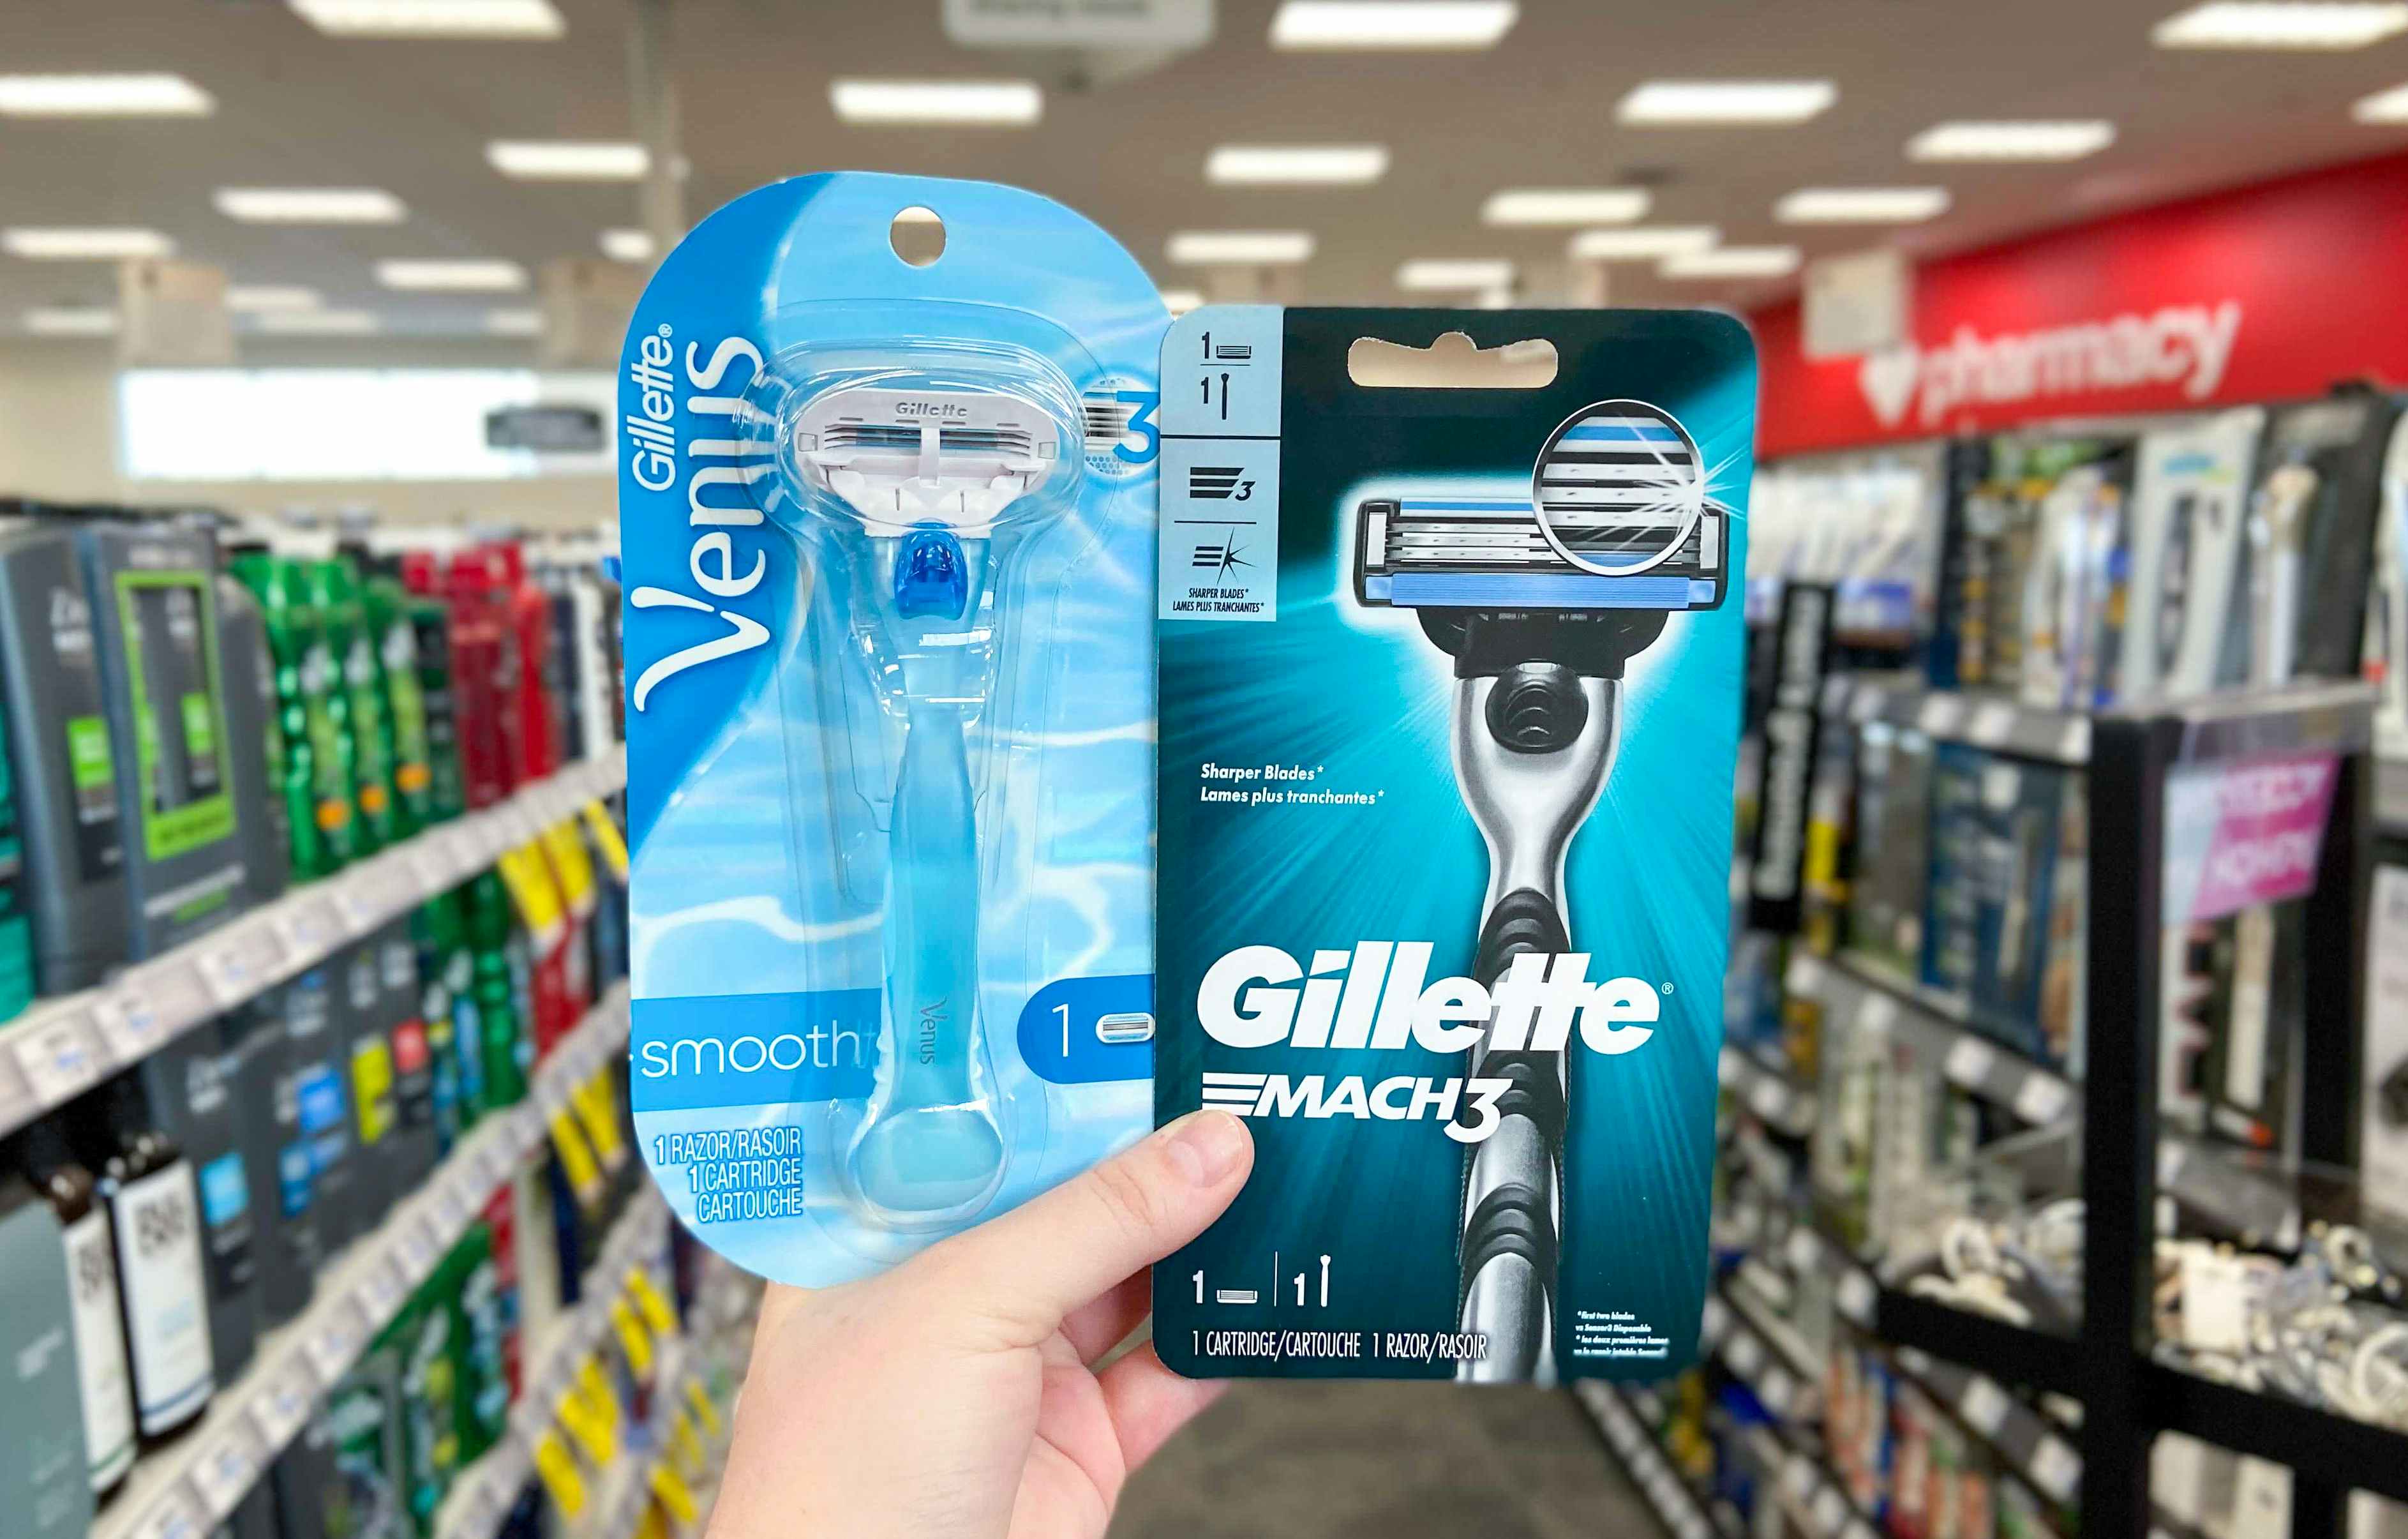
top-left (620, 175), bottom-right (1163, 1284)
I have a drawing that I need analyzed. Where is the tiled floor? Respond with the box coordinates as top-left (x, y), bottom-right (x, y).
top-left (1110, 1381), bottom-right (1657, 1538)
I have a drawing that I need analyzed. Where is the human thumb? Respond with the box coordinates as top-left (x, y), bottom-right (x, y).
top-left (905, 1110), bottom-right (1253, 1344)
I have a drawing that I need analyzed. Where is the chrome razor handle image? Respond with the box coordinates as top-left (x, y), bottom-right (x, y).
top-left (1453, 668), bottom-right (1618, 1382)
top-left (788, 380), bottom-right (1071, 1227)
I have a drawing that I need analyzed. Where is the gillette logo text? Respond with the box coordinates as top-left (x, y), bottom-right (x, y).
top-left (626, 323), bottom-right (774, 712)
top-left (1196, 944), bottom-right (1661, 1144)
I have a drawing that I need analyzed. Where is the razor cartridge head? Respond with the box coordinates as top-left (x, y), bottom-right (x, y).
top-left (1354, 496), bottom-right (1727, 612)
top-left (793, 385), bottom-right (1061, 534)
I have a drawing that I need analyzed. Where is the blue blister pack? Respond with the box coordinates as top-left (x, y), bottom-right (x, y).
top-left (618, 173), bottom-right (1166, 1283)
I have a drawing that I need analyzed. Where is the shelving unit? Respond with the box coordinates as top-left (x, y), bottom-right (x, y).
top-left (1699, 677), bottom-right (2400, 1539)
top-left (0, 747), bottom-right (627, 1141)
top-left (92, 985), bottom-right (634, 1539)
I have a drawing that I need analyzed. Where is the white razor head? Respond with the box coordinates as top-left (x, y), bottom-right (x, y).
top-left (793, 386), bottom-right (1061, 534)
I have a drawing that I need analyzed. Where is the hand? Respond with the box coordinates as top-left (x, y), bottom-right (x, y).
top-left (710, 1110), bottom-right (1255, 1539)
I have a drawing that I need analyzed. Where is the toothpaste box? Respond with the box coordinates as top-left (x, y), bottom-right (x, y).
top-left (1150, 307), bottom-right (1755, 1381)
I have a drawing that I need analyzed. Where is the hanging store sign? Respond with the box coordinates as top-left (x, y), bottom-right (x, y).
top-left (1756, 150), bottom-right (2408, 456)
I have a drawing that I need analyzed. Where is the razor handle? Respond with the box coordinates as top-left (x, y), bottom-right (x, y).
top-left (1451, 666), bottom-right (1617, 1383)
top-left (846, 696), bottom-right (1007, 1220)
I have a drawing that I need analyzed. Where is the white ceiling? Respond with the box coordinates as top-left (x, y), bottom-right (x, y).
top-left (8, 0), bottom-right (2408, 336)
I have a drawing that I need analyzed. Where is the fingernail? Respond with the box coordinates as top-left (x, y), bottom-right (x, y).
top-left (1160, 1110), bottom-right (1250, 1186)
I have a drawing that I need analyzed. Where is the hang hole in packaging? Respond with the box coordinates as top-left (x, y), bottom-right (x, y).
top-left (620, 174), bottom-right (1165, 1283)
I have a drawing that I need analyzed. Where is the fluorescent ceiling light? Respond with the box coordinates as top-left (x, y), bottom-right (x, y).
top-left (1472, 287), bottom-right (1513, 310)
top-left (2154, 1), bottom-right (2408, 45)
top-left (485, 308), bottom-right (543, 336)
top-left (1270, 1), bottom-right (1518, 49)
top-left (1396, 258), bottom-right (1514, 290)
top-left (1481, 187), bottom-right (1650, 225)
top-left (215, 187), bottom-right (406, 223)
top-left (1206, 144), bottom-right (1389, 185)
top-left (1567, 225), bottom-right (1719, 260)
top-left (227, 285), bottom-right (323, 313)
top-left (0, 74), bottom-right (213, 117)
top-left (1160, 288), bottom-right (1205, 315)
top-left (376, 259), bottom-right (527, 291)
top-left (487, 140), bottom-right (647, 179)
top-left (24, 307), bottom-right (118, 336)
top-left (1909, 120), bottom-right (2116, 160)
top-left (1776, 186), bottom-right (1950, 223)
top-left (1167, 230), bottom-right (1315, 265)
top-left (3, 227), bottom-right (174, 259)
top-left (1618, 79), bottom-right (1836, 125)
top-left (2353, 80), bottom-right (2408, 119)
top-left (1659, 246), bottom-right (1801, 279)
top-left (287, 0), bottom-right (565, 38)
top-left (828, 79), bottom-right (1042, 126)
top-left (600, 228), bottom-right (655, 262)
top-left (254, 308), bottom-right (381, 334)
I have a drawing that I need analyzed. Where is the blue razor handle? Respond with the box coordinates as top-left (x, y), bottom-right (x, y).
top-left (847, 529), bottom-right (1008, 1220)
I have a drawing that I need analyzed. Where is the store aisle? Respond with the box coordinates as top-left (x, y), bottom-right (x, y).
top-left (1111, 1383), bottom-right (1650, 1537)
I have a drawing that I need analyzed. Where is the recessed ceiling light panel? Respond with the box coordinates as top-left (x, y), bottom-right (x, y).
top-left (216, 187), bottom-right (407, 223)
top-left (1269, 1), bottom-right (1519, 49)
top-left (1618, 79), bottom-right (1836, 124)
top-left (1775, 186), bottom-right (1950, 223)
top-left (0, 74), bottom-right (213, 117)
top-left (227, 285), bottom-right (324, 313)
top-left (376, 259), bottom-right (527, 291)
top-left (1567, 225), bottom-right (1719, 260)
top-left (254, 308), bottom-right (382, 334)
top-left (1167, 230), bottom-right (1316, 265)
top-left (24, 306), bottom-right (119, 336)
top-left (828, 79), bottom-right (1042, 125)
top-left (1396, 258), bottom-right (1514, 290)
top-left (1659, 246), bottom-right (1801, 278)
top-left (1206, 144), bottom-right (1390, 184)
top-left (3, 227), bottom-right (174, 260)
top-left (1908, 120), bottom-right (2116, 160)
top-left (2153, 1), bottom-right (2408, 46)
top-left (487, 141), bottom-right (648, 179)
top-left (288, 0), bottom-right (565, 38)
top-left (1481, 188), bottom-right (1650, 225)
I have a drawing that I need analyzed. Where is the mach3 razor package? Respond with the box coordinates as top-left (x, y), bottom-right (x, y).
top-left (1151, 308), bottom-right (1754, 1381)
top-left (618, 174), bottom-right (1165, 1284)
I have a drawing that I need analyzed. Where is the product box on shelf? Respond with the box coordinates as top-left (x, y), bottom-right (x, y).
top-left (1847, 721), bottom-right (1934, 977)
top-left (1918, 743), bottom-right (1987, 1005)
top-left (619, 173), bottom-right (1164, 1286)
top-left (1149, 306), bottom-right (1755, 1381)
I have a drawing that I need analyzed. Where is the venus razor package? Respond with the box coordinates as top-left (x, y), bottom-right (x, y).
top-left (618, 174), bottom-right (1164, 1284)
top-left (1151, 308), bottom-right (1754, 1381)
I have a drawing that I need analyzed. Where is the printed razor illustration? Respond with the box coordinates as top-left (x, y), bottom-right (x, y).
top-left (1353, 402), bottom-right (1728, 1381)
top-left (791, 383), bottom-right (1064, 1225)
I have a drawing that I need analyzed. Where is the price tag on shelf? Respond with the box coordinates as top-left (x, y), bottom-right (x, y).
top-left (355, 1254), bottom-right (408, 1322)
top-left (1943, 1036), bottom-right (1997, 1090)
top-left (249, 1360), bottom-right (317, 1449)
top-left (197, 922), bottom-right (291, 1007)
top-left (1786, 1227), bottom-right (1820, 1274)
top-left (2058, 717), bottom-right (2092, 763)
top-left (396, 1213), bottom-right (443, 1283)
top-left (442, 826), bottom-right (488, 880)
top-left (2013, 1073), bottom-right (2072, 1124)
top-left (1960, 1376), bottom-right (2010, 1436)
top-left (1783, 1455), bottom-right (1816, 1503)
top-left (272, 894), bottom-right (343, 963)
top-left (1836, 1270), bottom-right (1875, 1325)
top-left (1717, 1046), bottom-right (1742, 1089)
top-left (436, 1176), bottom-right (477, 1234)
top-left (189, 1422), bottom-right (266, 1519)
top-left (1917, 693), bottom-right (1965, 736)
top-left (89, 988), bottom-right (168, 1062)
top-left (1726, 1330), bottom-right (1765, 1378)
top-left (407, 837), bottom-right (455, 891)
top-left (1700, 1295), bottom-right (1729, 1343)
top-left (1851, 680), bottom-right (1886, 723)
top-left (1897, 1346), bottom-right (1933, 1376)
top-left (1761, 1365), bottom-right (1797, 1415)
top-left (1968, 700), bottom-right (2017, 746)
top-left (130, 1485), bottom-right (207, 1539)
top-left (2029, 1434), bottom-right (2082, 1501)
top-left (1813, 1487), bottom-right (1848, 1535)
top-left (1786, 953), bottom-right (1825, 995)
top-left (304, 1300), bottom-right (368, 1383)
top-left (1855, 993), bottom-right (1897, 1037)
top-left (1747, 1076), bottom-right (1788, 1121)
top-left (15, 1010), bottom-right (107, 1106)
